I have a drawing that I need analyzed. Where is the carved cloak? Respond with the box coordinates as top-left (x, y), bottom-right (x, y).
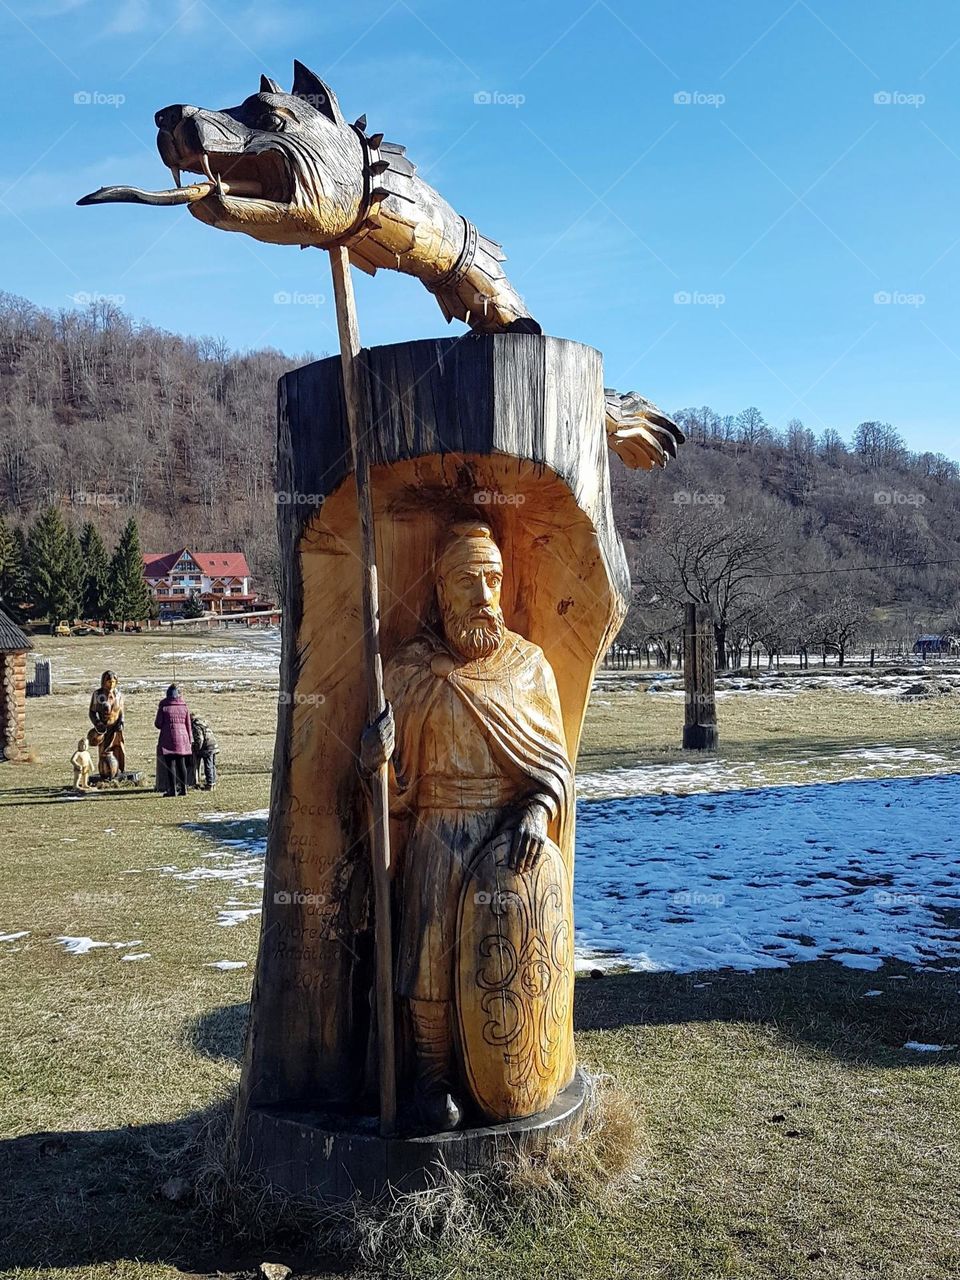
top-left (385, 630), bottom-right (573, 840)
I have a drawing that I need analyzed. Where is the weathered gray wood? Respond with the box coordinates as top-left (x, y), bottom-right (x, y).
top-left (25, 657), bottom-right (51, 698)
top-left (235, 334), bottom-right (629, 1135)
top-left (239, 1070), bottom-right (588, 1201)
top-left (682, 602), bottom-right (718, 751)
top-left (329, 246), bottom-right (397, 1138)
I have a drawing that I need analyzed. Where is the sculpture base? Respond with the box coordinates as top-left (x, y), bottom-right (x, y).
top-left (238, 1070), bottom-right (589, 1201)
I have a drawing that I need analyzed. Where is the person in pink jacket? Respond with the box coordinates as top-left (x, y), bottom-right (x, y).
top-left (155, 685), bottom-right (193, 797)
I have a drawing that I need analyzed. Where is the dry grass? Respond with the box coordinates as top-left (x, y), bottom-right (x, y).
top-left (190, 1072), bottom-right (644, 1271)
top-left (584, 664), bottom-right (960, 777)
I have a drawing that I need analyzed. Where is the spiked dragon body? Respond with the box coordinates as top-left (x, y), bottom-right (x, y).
top-left (79, 61), bottom-right (684, 470)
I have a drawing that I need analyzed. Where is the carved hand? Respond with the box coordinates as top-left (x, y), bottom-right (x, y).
top-left (507, 800), bottom-right (549, 875)
top-left (359, 703), bottom-right (395, 774)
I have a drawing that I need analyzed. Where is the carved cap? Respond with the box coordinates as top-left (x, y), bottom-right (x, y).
top-left (435, 521), bottom-right (502, 579)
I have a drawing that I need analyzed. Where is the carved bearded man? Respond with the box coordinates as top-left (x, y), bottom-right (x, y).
top-left (361, 522), bottom-right (573, 1132)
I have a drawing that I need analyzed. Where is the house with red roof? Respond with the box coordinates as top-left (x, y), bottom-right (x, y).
top-left (143, 548), bottom-right (256, 617)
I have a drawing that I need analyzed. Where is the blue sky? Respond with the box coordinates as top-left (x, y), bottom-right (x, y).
top-left (2, 0), bottom-right (959, 457)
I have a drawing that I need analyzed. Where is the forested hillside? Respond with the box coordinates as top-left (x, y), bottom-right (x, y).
top-left (1, 293), bottom-right (958, 658)
top-left (616, 408), bottom-right (960, 663)
top-left (0, 292), bottom-right (305, 591)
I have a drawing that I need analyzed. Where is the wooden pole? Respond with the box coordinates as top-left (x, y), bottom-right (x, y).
top-left (328, 245), bottom-right (397, 1137)
top-left (682, 602), bottom-right (718, 751)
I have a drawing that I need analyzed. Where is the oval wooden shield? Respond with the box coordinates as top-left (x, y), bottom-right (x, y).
top-left (455, 831), bottom-right (574, 1123)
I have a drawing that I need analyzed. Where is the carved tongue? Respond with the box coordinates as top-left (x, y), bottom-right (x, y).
top-left (77, 178), bottom-right (262, 207)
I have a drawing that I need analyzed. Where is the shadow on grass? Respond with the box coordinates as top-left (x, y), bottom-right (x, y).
top-left (0, 1107), bottom-right (350, 1279)
top-left (574, 958), bottom-right (960, 1061)
top-left (188, 958), bottom-right (960, 1074)
top-left (2, 959), bottom-right (957, 1277)
top-left (185, 813), bottom-right (269, 852)
top-left (0, 787), bottom-right (161, 809)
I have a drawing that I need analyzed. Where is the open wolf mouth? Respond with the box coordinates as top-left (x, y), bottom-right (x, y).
top-left (78, 145), bottom-right (293, 209)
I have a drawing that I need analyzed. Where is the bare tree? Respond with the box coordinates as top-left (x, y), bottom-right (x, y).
top-left (637, 506), bottom-right (779, 670)
top-left (811, 588), bottom-right (869, 666)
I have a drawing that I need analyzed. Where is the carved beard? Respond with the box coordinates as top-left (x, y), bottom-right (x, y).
top-left (442, 603), bottom-right (506, 660)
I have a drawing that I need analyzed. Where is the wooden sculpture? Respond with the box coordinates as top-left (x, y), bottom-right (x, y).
top-left (88, 670), bottom-right (125, 779)
top-left (78, 67), bottom-right (685, 1195)
top-left (230, 333), bottom-right (635, 1196)
top-left (78, 62), bottom-right (684, 473)
top-left (363, 520), bottom-right (575, 1129)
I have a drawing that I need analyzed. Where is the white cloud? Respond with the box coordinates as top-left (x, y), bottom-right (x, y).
top-left (103, 0), bottom-right (150, 35)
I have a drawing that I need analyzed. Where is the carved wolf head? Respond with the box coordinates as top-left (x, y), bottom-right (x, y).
top-left (148, 62), bottom-right (367, 247)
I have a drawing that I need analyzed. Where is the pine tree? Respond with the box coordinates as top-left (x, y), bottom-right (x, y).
top-left (27, 507), bottom-right (78, 627)
top-left (63, 523), bottom-right (84, 624)
top-left (107, 517), bottom-right (152, 625)
top-left (0, 517), bottom-right (18, 607)
top-left (182, 590), bottom-right (205, 619)
top-left (79, 521), bottom-right (110, 621)
top-left (5, 526), bottom-right (28, 614)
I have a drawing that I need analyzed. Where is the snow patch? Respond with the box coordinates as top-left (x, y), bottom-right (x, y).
top-left (177, 775), bottom-right (960, 979)
top-left (575, 773), bottom-right (960, 974)
top-left (217, 907), bottom-right (261, 927)
top-left (54, 936), bottom-right (143, 956)
top-left (577, 745), bottom-right (958, 800)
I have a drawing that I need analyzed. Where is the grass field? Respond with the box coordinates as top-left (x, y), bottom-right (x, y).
top-left (1, 630), bottom-right (959, 1279)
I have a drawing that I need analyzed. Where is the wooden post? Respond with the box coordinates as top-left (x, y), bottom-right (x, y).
top-left (328, 246), bottom-right (397, 1137)
top-left (682, 603), bottom-right (718, 751)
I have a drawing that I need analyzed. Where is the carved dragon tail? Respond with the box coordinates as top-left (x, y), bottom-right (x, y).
top-left (340, 122), bottom-right (536, 335)
top-left (425, 223), bottom-right (534, 334)
top-left (340, 117), bottom-right (684, 463)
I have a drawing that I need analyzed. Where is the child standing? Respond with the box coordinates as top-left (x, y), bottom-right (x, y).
top-left (71, 738), bottom-right (93, 791)
top-left (191, 714), bottom-right (219, 790)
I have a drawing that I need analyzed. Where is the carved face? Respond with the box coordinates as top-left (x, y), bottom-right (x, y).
top-left (437, 542), bottom-right (505, 660)
top-left (153, 63), bottom-right (364, 246)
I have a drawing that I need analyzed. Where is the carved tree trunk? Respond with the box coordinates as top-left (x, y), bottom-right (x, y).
top-left (235, 334), bottom-right (629, 1136)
